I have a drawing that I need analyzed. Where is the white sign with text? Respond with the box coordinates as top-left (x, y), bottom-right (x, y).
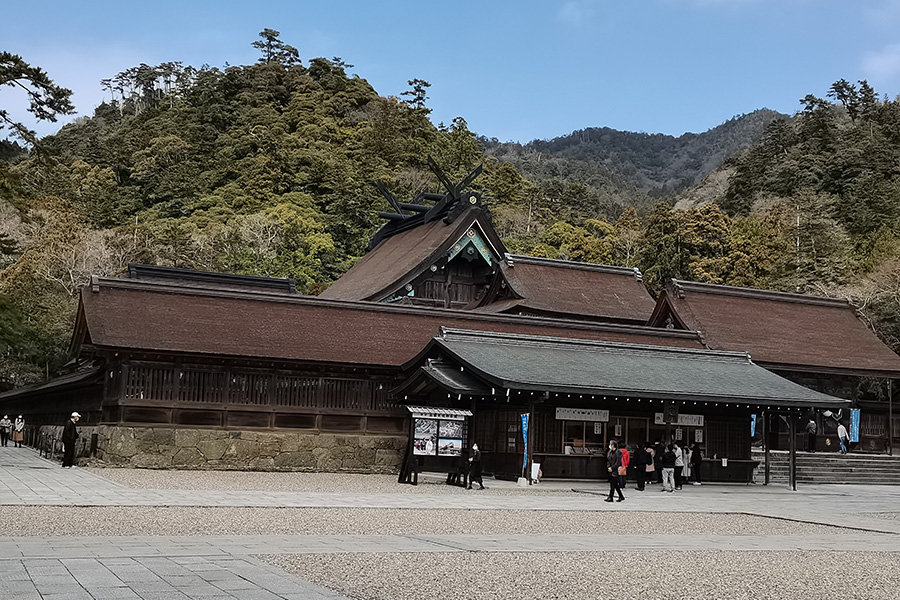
top-left (654, 413), bottom-right (704, 427)
top-left (556, 407), bottom-right (610, 422)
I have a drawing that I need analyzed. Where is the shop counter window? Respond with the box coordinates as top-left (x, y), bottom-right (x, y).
top-left (563, 421), bottom-right (605, 454)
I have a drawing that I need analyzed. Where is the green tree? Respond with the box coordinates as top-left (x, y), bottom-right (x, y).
top-left (251, 29), bottom-right (301, 66)
top-left (537, 219), bottom-right (616, 264)
top-left (638, 203), bottom-right (689, 292)
top-left (611, 206), bottom-right (641, 267)
top-left (430, 117), bottom-right (480, 179)
top-left (401, 79), bottom-right (431, 113)
top-left (0, 52), bottom-right (75, 144)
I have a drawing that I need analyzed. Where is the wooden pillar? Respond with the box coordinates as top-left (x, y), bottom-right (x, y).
top-left (889, 378), bottom-right (893, 457)
top-left (524, 399), bottom-right (535, 481)
top-left (763, 411), bottom-right (770, 486)
top-left (788, 414), bottom-right (797, 491)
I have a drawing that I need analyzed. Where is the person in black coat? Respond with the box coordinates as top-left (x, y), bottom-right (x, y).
top-left (805, 419), bottom-right (817, 452)
top-left (467, 443), bottom-right (484, 490)
top-left (653, 440), bottom-right (664, 484)
top-left (605, 439), bottom-right (625, 502)
top-left (62, 412), bottom-right (81, 468)
top-left (633, 443), bottom-right (650, 491)
top-left (690, 443), bottom-right (703, 485)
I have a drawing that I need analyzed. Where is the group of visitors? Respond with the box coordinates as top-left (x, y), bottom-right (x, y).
top-left (0, 415), bottom-right (25, 448)
top-left (807, 417), bottom-right (852, 453)
top-left (1, 411), bottom-right (82, 468)
top-left (606, 439), bottom-right (703, 500)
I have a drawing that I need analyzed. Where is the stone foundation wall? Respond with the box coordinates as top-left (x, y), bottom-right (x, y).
top-left (40, 425), bottom-right (407, 472)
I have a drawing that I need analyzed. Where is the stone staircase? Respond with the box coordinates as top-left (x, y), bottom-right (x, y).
top-left (751, 450), bottom-right (900, 485)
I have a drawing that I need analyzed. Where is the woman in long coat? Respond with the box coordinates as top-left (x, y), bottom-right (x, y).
top-left (12, 415), bottom-right (25, 448)
top-left (605, 439), bottom-right (625, 502)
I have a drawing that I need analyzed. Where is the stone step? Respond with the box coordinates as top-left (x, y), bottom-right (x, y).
top-left (750, 451), bottom-right (900, 484)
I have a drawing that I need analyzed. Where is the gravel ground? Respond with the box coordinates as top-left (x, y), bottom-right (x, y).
top-left (869, 512), bottom-right (900, 521)
top-left (263, 551), bottom-right (900, 600)
top-left (88, 468), bottom-right (568, 495)
top-left (0, 507), bottom-right (838, 536)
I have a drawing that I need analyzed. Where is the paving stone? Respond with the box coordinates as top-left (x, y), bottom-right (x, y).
top-left (2, 446), bottom-right (900, 600)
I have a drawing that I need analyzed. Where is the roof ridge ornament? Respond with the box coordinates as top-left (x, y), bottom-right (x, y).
top-left (367, 158), bottom-right (485, 251)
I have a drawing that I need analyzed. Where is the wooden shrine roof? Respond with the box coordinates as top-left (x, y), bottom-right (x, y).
top-left (73, 275), bottom-right (704, 369)
top-left (648, 279), bottom-right (900, 376)
top-left (474, 255), bottom-right (656, 324)
top-left (319, 206), bottom-right (505, 302)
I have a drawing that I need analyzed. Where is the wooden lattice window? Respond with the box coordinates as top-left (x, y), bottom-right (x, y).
top-left (273, 376), bottom-right (320, 407)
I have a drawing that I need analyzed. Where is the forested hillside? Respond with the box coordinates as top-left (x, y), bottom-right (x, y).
top-left (1, 36), bottom-right (898, 387)
top-left (484, 109), bottom-right (784, 199)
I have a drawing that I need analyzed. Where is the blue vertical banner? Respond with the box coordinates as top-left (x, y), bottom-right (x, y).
top-left (521, 413), bottom-right (529, 472)
top-left (850, 409), bottom-right (861, 443)
top-left (750, 414), bottom-right (757, 437)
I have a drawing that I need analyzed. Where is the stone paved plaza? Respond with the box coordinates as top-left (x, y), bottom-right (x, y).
top-left (1, 445), bottom-right (899, 599)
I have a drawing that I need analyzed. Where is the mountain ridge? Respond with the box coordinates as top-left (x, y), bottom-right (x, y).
top-left (484, 109), bottom-right (786, 200)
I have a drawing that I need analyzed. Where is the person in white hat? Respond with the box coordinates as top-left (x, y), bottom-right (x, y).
top-left (62, 412), bottom-right (81, 468)
top-left (13, 415), bottom-right (25, 447)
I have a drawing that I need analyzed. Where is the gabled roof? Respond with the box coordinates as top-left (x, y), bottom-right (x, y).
top-left (74, 276), bottom-right (704, 368)
top-left (401, 328), bottom-right (850, 408)
top-left (319, 206), bottom-right (505, 302)
top-left (475, 255), bottom-right (656, 324)
top-left (648, 279), bottom-right (900, 376)
top-left (127, 264), bottom-right (297, 294)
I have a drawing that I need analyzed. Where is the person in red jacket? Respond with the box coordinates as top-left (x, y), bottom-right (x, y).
top-left (619, 445), bottom-right (631, 489)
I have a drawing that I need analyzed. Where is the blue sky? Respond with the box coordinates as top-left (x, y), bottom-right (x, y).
top-left (4, 0), bottom-right (900, 143)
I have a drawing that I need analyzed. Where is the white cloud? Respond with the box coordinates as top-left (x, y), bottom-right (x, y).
top-left (862, 43), bottom-right (900, 83)
top-left (557, 0), bottom-right (601, 27)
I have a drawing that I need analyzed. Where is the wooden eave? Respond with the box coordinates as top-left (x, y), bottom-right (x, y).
top-left (753, 360), bottom-right (900, 380)
top-left (83, 344), bottom-right (403, 376)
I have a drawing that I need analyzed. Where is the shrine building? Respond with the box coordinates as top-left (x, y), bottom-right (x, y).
top-left (1, 166), bottom-right (897, 479)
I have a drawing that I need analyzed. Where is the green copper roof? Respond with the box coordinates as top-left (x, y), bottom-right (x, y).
top-left (422, 328), bottom-right (850, 409)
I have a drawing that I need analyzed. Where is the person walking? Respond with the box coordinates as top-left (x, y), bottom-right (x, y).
top-left (837, 421), bottom-right (850, 454)
top-left (690, 443), bottom-right (703, 485)
top-left (673, 441), bottom-right (684, 490)
top-left (12, 415), bottom-right (25, 448)
top-left (467, 443), bottom-right (484, 490)
top-left (62, 412), bottom-right (80, 468)
top-left (605, 439), bottom-right (625, 502)
top-left (0, 415), bottom-right (10, 447)
top-left (805, 418), bottom-right (817, 452)
top-left (661, 444), bottom-right (676, 492)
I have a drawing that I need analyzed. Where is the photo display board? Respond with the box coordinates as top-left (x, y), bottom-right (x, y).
top-left (414, 418), bottom-right (464, 456)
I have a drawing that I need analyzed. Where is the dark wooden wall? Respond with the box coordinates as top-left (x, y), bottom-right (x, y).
top-left (100, 359), bottom-right (406, 434)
